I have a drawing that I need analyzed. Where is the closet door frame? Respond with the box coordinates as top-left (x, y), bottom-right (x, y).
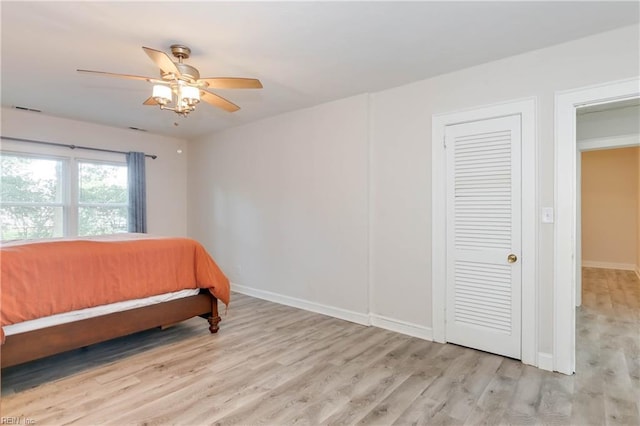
top-left (432, 97), bottom-right (537, 367)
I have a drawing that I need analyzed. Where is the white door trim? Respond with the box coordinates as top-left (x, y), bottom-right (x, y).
top-left (432, 97), bottom-right (537, 366)
top-left (554, 77), bottom-right (640, 375)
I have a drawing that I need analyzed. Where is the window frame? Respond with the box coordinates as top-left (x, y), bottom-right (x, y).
top-left (1, 149), bottom-right (129, 239)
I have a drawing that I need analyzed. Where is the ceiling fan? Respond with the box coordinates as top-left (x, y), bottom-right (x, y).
top-left (77, 45), bottom-right (262, 116)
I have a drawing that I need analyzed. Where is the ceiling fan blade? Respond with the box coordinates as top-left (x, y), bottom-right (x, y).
top-left (143, 97), bottom-right (159, 106)
top-left (200, 77), bottom-right (263, 89)
top-left (142, 47), bottom-right (180, 76)
top-left (77, 69), bottom-right (160, 83)
top-left (200, 90), bottom-right (240, 112)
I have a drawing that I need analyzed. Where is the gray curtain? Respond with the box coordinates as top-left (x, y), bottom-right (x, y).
top-left (126, 151), bottom-right (147, 233)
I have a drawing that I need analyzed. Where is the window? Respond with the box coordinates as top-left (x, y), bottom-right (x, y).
top-left (78, 161), bottom-right (128, 236)
top-left (1, 154), bottom-right (65, 239)
top-left (1, 152), bottom-right (128, 240)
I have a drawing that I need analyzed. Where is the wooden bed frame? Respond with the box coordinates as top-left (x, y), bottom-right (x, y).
top-left (1, 290), bottom-right (220, 368)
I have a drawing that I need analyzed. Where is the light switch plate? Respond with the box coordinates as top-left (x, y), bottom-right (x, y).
top-left (542, 207), bottom-right (554, 224)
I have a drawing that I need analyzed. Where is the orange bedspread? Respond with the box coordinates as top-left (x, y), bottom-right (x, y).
top-left (0, 236), bottom-right (230, 342)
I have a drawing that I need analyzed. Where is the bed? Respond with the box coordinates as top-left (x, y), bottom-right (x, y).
top-left (0, 234), bottom-right (230, 368)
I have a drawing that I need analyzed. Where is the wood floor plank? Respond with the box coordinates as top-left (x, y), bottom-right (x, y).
top-left (319, 364), bottom-right (411, 425)
top-left (393, 397), bottom-right (458, 426)
top-left (537, 370), bottom-right (574, 424)
top-left (463, 358), bottom-right (523, 425)
top-left (355, 374), bottom-right (433, 425)
top-left (280, 334), bottom-right (412, 425)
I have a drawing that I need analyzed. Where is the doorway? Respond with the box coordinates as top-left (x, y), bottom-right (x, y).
top-left (576, 101), bottom-right (640, 305)
top-left (554, 77), bottom-right (640, 375)
top-left (576, 113), bottom-right (639, 419)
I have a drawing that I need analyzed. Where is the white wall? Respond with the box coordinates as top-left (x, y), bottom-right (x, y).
top-left (1, 107), bottom-right (189, 236)
top-left (188, 25), bottom-right (640, 360)
top-left (371, 25), bottom-right (639, 353)
top-left (188, 95), bottom-right (370, 317)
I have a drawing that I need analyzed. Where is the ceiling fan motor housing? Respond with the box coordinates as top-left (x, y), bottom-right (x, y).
top-left (170, 63), bottom-right (200, 82)
top-left (163, 45), bottom-right (200, 82)
top-left (170, 44), bottom-right (191, 60)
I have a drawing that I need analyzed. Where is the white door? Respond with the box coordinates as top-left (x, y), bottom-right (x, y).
top-left (445, 115), bottom-right (522, 359)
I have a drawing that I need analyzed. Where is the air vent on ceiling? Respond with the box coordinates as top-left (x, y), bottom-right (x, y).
top-left (13, 106), bottom-right (41, 113)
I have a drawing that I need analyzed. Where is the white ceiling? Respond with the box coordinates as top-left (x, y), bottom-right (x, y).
top-left (2, 1), bottom-right (638, 140)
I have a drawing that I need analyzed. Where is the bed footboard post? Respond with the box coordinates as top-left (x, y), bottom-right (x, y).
top-left (208, 296), bottom-right (221, 333)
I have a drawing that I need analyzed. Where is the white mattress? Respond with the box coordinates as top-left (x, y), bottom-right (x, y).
top-left (3, 288), bottom-right (200, 336)
top-left (1, 232), bottom-right (160, 247)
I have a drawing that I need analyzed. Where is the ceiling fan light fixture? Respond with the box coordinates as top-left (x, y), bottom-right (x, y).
top-left (78, 45), bottom-right (262, 117)
top-left (181, 85), bottom-right (200, 105)
top-left (152, 84), bottom-right (171, 105)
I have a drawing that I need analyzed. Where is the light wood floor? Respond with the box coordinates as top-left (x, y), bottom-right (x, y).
top-left (1, 268), bottom-right (638, 425)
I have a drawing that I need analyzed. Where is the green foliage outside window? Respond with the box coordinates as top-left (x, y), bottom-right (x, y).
top-left (77, 161), bottom-right (128, 236)
top-left (1, 155), bottom-right (63, 239)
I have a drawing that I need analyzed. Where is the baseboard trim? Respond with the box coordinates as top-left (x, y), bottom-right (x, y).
top-left (370, 314), bottom-right (433, 341)
top-left (231, 283), bottom-right (370, 326)
top-left (231, 283), bottom-right (436, 341)
top-left (582, 261), bottom-right (636, 271)
top-left (538, 352), bottom-right (554, 372)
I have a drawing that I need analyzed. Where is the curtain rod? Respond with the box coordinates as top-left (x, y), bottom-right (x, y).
top-left (0, 136), bottom-right (158, 159)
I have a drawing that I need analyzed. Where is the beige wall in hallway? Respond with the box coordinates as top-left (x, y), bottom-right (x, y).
top-left (638, 148), bottom-right (640, 274)
top-left (582, 147), bottom-right (639, 268)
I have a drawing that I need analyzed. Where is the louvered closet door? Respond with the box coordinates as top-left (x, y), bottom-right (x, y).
top-left (445, 115), bottom-right (522, 359)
